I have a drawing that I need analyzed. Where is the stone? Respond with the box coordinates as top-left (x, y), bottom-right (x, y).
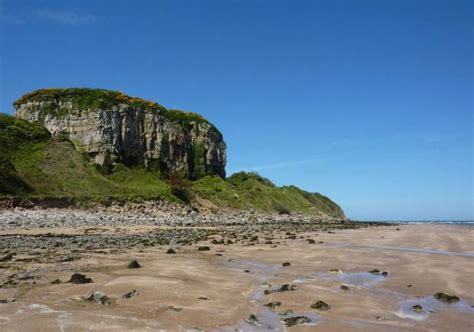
top-left (85, 291), bottom-right (111, 305)
top-left (412, 304), bottom-right (423, 313)
top-left (168, 305), bottom-right (183, 312)
top-left (166, 248), bottom-right (176, 254)
top-left (246, 314), bottom-right (259, 325)
top-left (282, 262), bottom-right (291, 267)
top-left (279, 309), bottom-right (294, 316)
top-left (0, 298), bottom-right (15, 304)
top-left (282, 316), bottom-right (311, 327)
top-left (51, 278), bottom-right (62, 284)
top-left (340, 285), bottom-right (350, 292)
top-left (279, 284), bottom-right (296, 292)
top-left (368, 269), bottom-right (388, 277)
top-left (122, 290), bottom-right (139, 299)
top-left (128, 260), bottom-right (141, 268)
top-left (307, 239), bottom-right (316, 244)
top-left (264, 301), bottom-right (282, 310)
top-left (68, 273), bottom-right (93, 284)
top-left (311, 300), bottom-right (331, 311)
top-left (198, 246), bottom-right (210, 251)
top-left (434, 292), bottom-right (460, 303)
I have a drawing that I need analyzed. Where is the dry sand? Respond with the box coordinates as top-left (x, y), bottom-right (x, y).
top-left (1, 224), bottom-right (473, 331)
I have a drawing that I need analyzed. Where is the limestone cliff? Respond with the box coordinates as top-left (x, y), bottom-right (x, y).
top-left (14, 88), bottom-right (226, 179)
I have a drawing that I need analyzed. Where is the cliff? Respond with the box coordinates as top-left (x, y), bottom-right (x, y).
top-left (1, 88), bottom-right (346, 219)
top-left (14, 88), bottom-right (226, 179)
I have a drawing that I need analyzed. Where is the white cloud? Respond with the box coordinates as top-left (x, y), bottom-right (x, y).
top-left (35, 9), bottom-right (96, 25)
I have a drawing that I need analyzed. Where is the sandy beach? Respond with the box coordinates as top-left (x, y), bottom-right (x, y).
top-left (0, 218), bottom-right (473, 331)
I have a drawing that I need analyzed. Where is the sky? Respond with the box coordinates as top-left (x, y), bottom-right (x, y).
top-left (1, 0), bottom-right (472, 221)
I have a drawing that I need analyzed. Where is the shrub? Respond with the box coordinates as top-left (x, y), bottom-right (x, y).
top-left (168, 173), bottom-right (194, 203)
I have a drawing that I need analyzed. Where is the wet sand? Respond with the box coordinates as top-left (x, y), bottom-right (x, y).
top-left (1, 223), bottom-right (473, 331)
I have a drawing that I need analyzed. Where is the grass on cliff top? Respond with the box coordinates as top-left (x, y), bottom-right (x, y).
top-left (14, 88), bottom-right (219, 134)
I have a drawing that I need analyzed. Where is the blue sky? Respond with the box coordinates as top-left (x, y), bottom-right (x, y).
top-left (1, 0), bottom-right (472, 220)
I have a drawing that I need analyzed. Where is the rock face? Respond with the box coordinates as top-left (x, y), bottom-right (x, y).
top-left (15, 88), bottom-right (226, 179)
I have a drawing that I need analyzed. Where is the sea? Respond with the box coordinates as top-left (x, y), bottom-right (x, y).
top-left (362, 220), bottom-right (474, 226)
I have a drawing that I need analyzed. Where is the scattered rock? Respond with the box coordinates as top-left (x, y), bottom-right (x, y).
top-left (128, 260), bottom-right (141, 268)
top-left (311, 300), bottom-right (331, 311)
top-left (434, 292), bottom-right (460, 303)
top-left (198, 297), bottom-right (208, 300)
top-left (279, 284), bottom-right (296, 292)
top-left (198, 246), bottom-right (210, 251)
top-left (246, 314), bottom-right (260, 325)
top-left (307, 239), bottom-right (316, 244)
top-left (122, 290), bottom-right (139, 299)
top-left (368, 269), bottom-right (388, 277)
top-left (0, 298), bottom-right (15, 304)
top-left (330, 268), bottom-right (342, 274)
top-left (340, 285), bottom-right (350, 292)
top-left (168, 305), bottom-right (183, 312)
top-left (282, 262), bottom-right (291, 267)
top-left (279, 309), bottom-right (294, 316)
top-left (265, 283), bottom-right (296, 294)
top-left (68, 273), bottom-right (93, 284)
top-left (412, 304), bottom-right (423, 313)
top-left (282, 316), bottom-right (311, 327)
top-left (84, 291), bottom-right (110, 305)
top-left (166, 248), bottom-right (176, 254)
top-left (264, 301), bottom-right (282, 310)
top-left (51, 278), bottom-right (62, 284)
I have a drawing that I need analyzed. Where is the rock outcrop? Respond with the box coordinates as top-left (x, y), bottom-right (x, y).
top-left (14, 88), bottom-right (226, 179)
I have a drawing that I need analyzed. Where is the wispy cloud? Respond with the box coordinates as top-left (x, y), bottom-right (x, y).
top-left (422, 134), bottom-right (442, 144)
top-left (35, 8), bottom-right (96, 25)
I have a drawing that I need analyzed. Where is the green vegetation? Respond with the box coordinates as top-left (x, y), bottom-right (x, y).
top-left (0, 113), bottom-right (344, 217)
top-left (191, 143), bottom-right (206, 180)
top-left (14, 88), bottom-right (220, 134)
top-left (0, 114), bottom-right (51, 194)
top-left (192, 172), bottom-right (344, 217)
top-left (0, 113), bottom-right (175, 201)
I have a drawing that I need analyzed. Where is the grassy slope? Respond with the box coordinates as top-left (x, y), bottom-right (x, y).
top-left (0, 113), bottom-right (344, 217)
top-left (193, 173), bottom-right (345, 218)
top-left (1, 113), bottom-right (175, 201)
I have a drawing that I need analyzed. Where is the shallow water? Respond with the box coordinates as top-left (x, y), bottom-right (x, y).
top-left (293, 271), bottom-right (387, 288)
top-left (395, 296), bottom-right (474, 321)
top-left (220, 259), bottom-right (322, 331)
top-left (329, 243), bottom-right (474, 258)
